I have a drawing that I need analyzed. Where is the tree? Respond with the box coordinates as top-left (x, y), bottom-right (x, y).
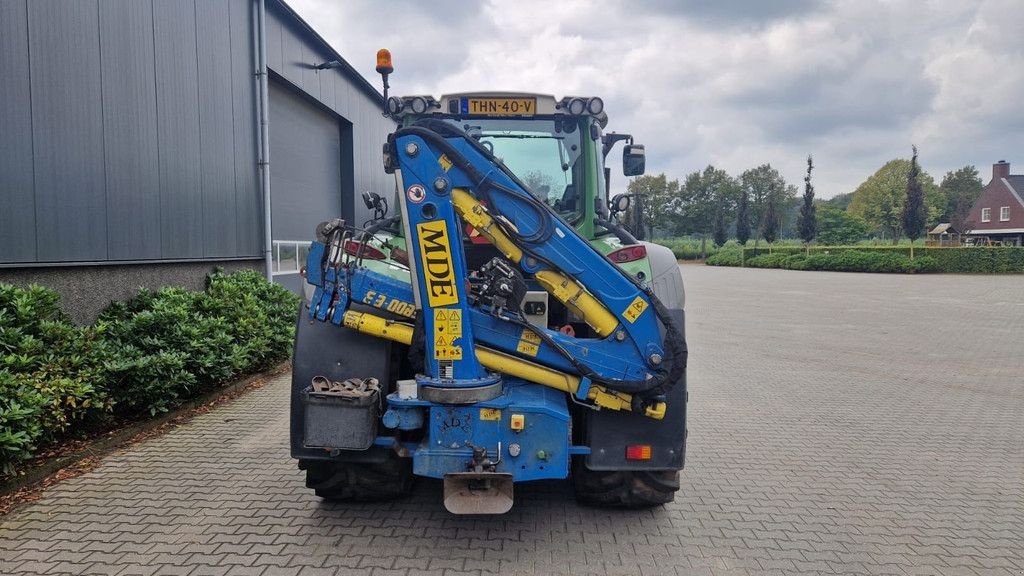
top-left (735, 189), bottom-right (751, 246)
top-left (940, 165), bottom-right (983, 237)
top-left (739, 164), bottom-right (794, 247)
top-left (817, 206), bottom-right (869, 245)
top-left (712, 207), bottom-right (728, 248)
top-left (902, 146), bottom-right (928, 258)
top-left (824, 191), bottom-right (854, 210)
top-left (761, 190), bottom-right (780, 252)
top-left (626, 173), bottom-right (681, 239)
top-left (797, 155), bottom-right (817, 253)
top-left (523, 170), bottom-right (556, 203)
top-left (848, 158), bottom-right (943, 243)
top-left (678, 165), bottom-right (739, 257)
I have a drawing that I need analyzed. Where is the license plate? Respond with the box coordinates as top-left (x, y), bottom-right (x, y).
top-left (460, 97), bottom-right (536, 116)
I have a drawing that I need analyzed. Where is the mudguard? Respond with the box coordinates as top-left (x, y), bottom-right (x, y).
top-left (290, 301), bottom-right (395, 463)
top-left (583, 243), bottom-right (687, 471)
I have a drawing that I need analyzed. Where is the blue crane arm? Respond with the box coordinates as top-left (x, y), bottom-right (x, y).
top-left (304, 124), bottom-right (685, 416)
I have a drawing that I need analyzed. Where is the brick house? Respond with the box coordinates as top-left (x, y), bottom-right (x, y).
top-left (965, 161), bottom-right (1024, 246)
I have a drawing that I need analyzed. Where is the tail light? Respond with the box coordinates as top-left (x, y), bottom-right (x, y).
top-left (344, 240), bottom-right (387, 260)
top-left (608, 244), bottom-right (647, 263)
top-left (625, 444), bottom-right (652, 461)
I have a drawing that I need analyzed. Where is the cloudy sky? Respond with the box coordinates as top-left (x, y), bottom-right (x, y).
top-left (290, 0), bottom-right (1023, 198)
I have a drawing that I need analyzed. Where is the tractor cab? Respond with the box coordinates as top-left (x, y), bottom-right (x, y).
top-left (352, 91), bottom-right (651, 286)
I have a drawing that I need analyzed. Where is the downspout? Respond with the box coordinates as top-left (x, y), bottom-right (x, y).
top-left (254, 0), bottom-right (273, 281)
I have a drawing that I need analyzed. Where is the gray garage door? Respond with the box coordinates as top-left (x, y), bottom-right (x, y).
top-left (269, 80), bottom-right (342, 291)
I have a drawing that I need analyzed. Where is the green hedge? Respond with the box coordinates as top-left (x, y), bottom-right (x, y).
top-left (0, 270), bottom-right (299, 476)
top-left (706, 246), bottom-right (1024, 274)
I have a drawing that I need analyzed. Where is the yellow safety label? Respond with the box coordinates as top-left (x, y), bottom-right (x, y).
top-left (433, 308), bottom-right (463, 360)
top-left (479, 408), bottom-right (502, 421)
top-left (622, 296), bottom-right (648, 323)
top-left (516, 328), bottom-right (541, 357)
top-left (438, 154), bottom-right (453, 173)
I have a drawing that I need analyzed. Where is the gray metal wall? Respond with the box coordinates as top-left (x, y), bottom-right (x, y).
top-left (0, 0), bottom-right (261, 265)
top-left (264, 2), bottom-right (396, 229)
top-left (0, 0), bottom-right (394, 267)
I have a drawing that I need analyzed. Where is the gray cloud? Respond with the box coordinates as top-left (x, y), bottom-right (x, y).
top-left (287, 0), bottom-right (1024, 197)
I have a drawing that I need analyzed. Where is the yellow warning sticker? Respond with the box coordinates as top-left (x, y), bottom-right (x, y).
top-left (516, 328), bottom-right (541, 357)
top-left (479, 408), bottom-right (502, 421)
top-left (622, 296), bottom-right (649, 323)
top-left (434, 308), bottom-right (463, 360)
top-left (438, 154), bottom-right (453, 172)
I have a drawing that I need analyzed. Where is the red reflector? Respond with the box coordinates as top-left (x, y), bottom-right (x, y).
top-left (608, 244), bottom-right (647, 263)
top-left (344, 240), bottom-right (386, 260)
top-left (625, 444), bottom-right (652, 460)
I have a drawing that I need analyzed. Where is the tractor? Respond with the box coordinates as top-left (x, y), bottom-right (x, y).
top-left (290, 51), bottom-right (687, 513)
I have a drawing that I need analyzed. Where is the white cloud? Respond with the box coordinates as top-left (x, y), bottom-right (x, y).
top-left (287, 0), bottom-right (1024, 196)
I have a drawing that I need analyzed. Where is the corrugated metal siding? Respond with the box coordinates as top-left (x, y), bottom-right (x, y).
top-left (265, 2), bottom-right (396, 229)
top-left (0, 0), bottom-right (262, 265)
top-left (268, 80), bottom-right (341, 241)
top-left (0, 0), bottom-right (36, 263)
top-left (1, 0), bottom-right (392, 265)
top-left (229, 0), bottom-right (261, 256)
top-left (153, 0), bottom-right (203, 259)
top-left (197, 0), bottom-right (239, 258)
top-left (29, 0), bottom-right (108, 262)
top-left (99, 0), bottom-right (162, 260)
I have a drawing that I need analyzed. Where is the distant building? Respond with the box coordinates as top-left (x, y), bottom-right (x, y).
top-left (964, 161), bottom-right (1024, 246)
top-left (926, 223), bottom-right (961, 247)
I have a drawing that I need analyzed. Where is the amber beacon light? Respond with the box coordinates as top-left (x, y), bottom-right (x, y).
top-left (376, 49), bottom-right (393, 75)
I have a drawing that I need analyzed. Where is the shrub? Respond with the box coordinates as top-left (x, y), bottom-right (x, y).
top-left (704, 250), bottom-right (742, 267)
top-left (707, 246), bottom-right (1024, 274)
top-left (0, 270), bottom-right (300, 476)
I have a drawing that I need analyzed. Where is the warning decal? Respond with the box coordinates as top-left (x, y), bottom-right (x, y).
top-left (622, 296), bottom-right (649, 323)
top-left (516, 328), bottom-right (541, 357)
top-left (479, 408), bottom-right (502, 421)
top-left (433, 308), bottom-right (463, 360)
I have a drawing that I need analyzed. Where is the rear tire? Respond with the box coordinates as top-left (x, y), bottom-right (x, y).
top-left (572, 459), bottom-right (679, 508)
top-left (302, 457), bottom-right (414, 501)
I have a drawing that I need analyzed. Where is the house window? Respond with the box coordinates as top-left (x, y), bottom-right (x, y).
top-left (1000, 206), bottom-right (1010, 221)
top-left (982, 208), bottom-right (991, 222)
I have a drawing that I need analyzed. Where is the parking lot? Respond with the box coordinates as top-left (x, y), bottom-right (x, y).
top-left (2, 265), bottom-right (1023, 575)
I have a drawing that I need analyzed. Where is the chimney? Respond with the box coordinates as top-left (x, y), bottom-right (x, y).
top-left (993, 160), bottom-right (1010, 180)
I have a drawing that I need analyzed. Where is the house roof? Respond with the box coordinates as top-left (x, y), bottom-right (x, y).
top-left (1006, 176), bottom-right (1024, 207)
top-left (929, 223), bottom-right (957, 235)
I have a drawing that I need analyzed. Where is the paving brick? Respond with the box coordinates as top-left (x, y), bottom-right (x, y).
top-left (1, 267), bottom-right (1022, 576)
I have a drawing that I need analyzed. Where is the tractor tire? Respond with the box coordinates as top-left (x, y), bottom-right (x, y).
top-left (302, 457), bottom-right (414, 502)
top-left (572, 460), bottom-right (679, 508)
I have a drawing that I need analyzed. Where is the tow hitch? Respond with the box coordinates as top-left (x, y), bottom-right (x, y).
top-left (443, 443), bottom-right (513, 514)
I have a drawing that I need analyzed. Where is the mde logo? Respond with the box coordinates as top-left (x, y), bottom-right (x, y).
top-left (416, 220), bottom-right (459, 307)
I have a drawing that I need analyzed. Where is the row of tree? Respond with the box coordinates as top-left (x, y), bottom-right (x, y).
top-left (625, 150), bottom-right (986, 249)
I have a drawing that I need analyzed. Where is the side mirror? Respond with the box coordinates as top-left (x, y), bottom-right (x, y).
top-left (623, 144), bottom-right (646, 176)
top-left (610, 193), bottom-right (631, 214)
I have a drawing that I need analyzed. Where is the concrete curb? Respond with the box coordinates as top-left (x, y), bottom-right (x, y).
top-left (0, 361), bottom-right (291, 498)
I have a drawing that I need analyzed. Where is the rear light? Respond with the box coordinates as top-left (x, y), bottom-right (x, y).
top-left (344, 240), bottom-right (386, 260)
top-left (390, 246), bottom-right (409, 266)
top-left (608, 244), bottom-right (647, 263)
top-left (625, 445), bottom-right (652, 461)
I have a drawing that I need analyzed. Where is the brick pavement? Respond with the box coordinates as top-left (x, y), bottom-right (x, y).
top-left (1, 266), bottom-right (1023, 575)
